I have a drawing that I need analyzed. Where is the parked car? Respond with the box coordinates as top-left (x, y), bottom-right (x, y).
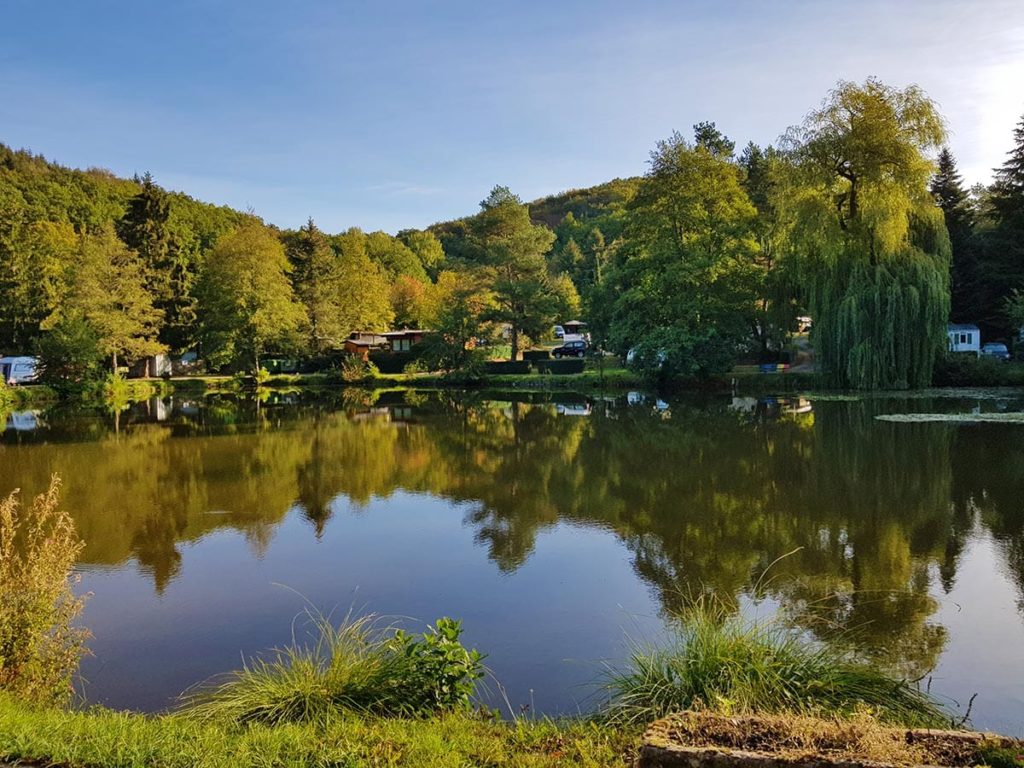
top-left (981, 342), bottom-right (1011, 362)
top-left (0, 355), bottom-right (40, 385)
top-left (553, 325), bottom-right (565, 339)
top-left (552, 340), bottom-right (588, 358)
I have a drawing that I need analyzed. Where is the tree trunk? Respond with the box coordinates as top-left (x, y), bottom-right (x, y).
top-left (112, 351), bottom-right (118, 374)
top-left (510, 327), bottom-right (520, 361)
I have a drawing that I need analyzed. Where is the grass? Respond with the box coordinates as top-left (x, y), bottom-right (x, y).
top-left (602, 599), bottom-right (948, 729)
top-left (0, 694), bottom-right (636, 768)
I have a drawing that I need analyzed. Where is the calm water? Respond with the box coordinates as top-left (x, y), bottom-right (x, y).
top-left (2, 388), bottom-right (1024, 734)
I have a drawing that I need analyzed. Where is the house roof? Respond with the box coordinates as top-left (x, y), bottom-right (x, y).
top-left (382, 329), bottom-right (428, 337)
top-left (948, 323), bottom-right (980, 332)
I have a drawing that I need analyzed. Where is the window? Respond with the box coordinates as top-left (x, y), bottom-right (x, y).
top-left (394, 338), bottom-right (411, 352)
top-left (967, 333), bottom-right (973, 344)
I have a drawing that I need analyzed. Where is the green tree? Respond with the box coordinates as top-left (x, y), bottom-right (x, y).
top-left (36, 312), bottom-right (103, 386)
top-left (285, 218), bottom-right (345, 352)
top-left (979, 112), bottom-right (1024, 335)
top-left (198, 223), bottom-right (306, 371)
top-left (398, 229), bottom-right (447, 277)
top-left (930, 148), bottom-right (977, 324)
top-left (693, 120), bottom-right (735, 158)
top-left (0, 218), bottom-right (76, 350)
top-left (390, 274), bottom-right (429, 327)
top-left (611, 132), bottom-right (761, 378)
top-left (471, 186), bottom-right (561, 359)
top-left (117, 173), bottom-right (196, 350)
top-left (332, 228), bottom-right (395, 334)
top-left (62, 228), bottom-right (165, 372)
top-left (739, 142), bottom-right (801, 354)
top-left (783, 79), bottom-right (950, 389)
top-left (420, 283), bottom-right (492, 373)
top-left (989, 112), bottom-right (1024, 227)
top-left (365, 230), bottom-right (429, 283)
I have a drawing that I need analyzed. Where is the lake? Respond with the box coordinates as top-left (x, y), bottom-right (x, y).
top-left (2, 388), bottom-right (1023, 735)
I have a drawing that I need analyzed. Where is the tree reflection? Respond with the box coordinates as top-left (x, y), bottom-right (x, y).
top-left (3, 390), bottom-right (1024, 679)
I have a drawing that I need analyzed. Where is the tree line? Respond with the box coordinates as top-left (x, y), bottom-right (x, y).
top-left (2, 77), bottom-right (1023, 388)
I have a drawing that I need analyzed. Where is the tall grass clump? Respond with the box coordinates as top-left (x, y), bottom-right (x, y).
top-left (0, 477), bottom-right (89, 705)
top-left (180, 611), bottom-right (484, 726)
top-left (603, 598), bottom-right (947, 728)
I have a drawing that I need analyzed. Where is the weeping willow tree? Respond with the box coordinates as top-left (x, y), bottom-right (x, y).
top-left (782, 79), bottom-right (951, 389)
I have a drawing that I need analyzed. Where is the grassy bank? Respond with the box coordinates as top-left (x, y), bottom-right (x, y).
top-left (0, 696), bottom-right (636, 768)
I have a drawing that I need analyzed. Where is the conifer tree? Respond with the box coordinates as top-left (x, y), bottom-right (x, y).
top-left (117, 173), bottom-right (194, 350)
top-left (930, 148), bottom-right (977, 323)
top-left (980, 113), bottom-right (1024, 332)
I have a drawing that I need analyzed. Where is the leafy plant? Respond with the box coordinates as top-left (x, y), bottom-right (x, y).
top-left (0, 477), bottom-right (89, 705)
top-left (339, 355), bottom-right (380, 383)
top-left (388, 618), bottom-right (485, 714)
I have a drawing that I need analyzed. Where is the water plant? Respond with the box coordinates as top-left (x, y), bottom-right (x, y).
top-left (0, 477), bottom-right (89, 705)
top-left (602, 597), bottom-right (948, 728)
top-left (180, 611), bottom-right (485, 726)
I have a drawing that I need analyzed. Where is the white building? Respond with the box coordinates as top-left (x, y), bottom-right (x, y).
top-left (947, 324), bottom-right (981, 355)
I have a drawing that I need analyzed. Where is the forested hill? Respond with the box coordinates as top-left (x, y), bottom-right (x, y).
top-left (1, 141), bottom-right (632, 268)
top-left (0, 143), bottom-right (255, 256)
top-left (429, 177), bottom-right (640, 281)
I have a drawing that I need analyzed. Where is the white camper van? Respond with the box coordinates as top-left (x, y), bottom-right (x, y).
top-left (0, 356), bottom-right (40, 385)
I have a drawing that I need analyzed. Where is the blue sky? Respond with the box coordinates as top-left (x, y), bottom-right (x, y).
top-left (2, 0), bottom-right (1022, 233)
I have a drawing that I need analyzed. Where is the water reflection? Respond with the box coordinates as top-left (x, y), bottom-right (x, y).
top-left (2, 390), bottom-right (1024, 725)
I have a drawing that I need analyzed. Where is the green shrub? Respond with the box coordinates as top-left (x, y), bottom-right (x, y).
top-left (340, 356), bottom-right (380, 383)
top-left (180, 612), bottom-right (485, 726)
top-left (522, 349), bottom-right (551, 361)
top-left (403, 358), bottom-right (429, 374)
top-left (0, 477), bottom-right (89, 706)
top-left (932, 353), bottom-right (1024, 387)
top-left (602, 598), bottom-right (947, 728)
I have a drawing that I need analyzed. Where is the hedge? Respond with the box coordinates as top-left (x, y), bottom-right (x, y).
top-left (534, 359), bottom-right (586, 375)
top-left (484, 361), bottom-right (532, 375)
top-left (522, 349), bottom-right (552, 361)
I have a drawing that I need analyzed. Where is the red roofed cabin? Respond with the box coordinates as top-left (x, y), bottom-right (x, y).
top-left (344, 332), bottom-right (387, 361)
top-left (382, 330), bottom-right (427, 352)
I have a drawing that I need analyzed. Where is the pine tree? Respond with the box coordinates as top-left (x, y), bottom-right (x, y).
top-left (977, 113), bottom-right (1024, 335)
top-left (117, 173), bottom-right (194, 350)
top-left (287, 218), bottom-right (343, 352)
top-left (990, 113), bottom-right (1024, 228)
top-left (930, 148), bottom-right (977, 322)
top-left (471, 186), bottom-right (559, 359)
